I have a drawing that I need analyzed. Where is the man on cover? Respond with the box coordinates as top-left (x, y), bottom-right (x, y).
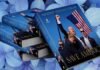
top-left (55, 15), bottom-right (84, 48)
top-left (55, 14), bottom-right (86, 48)
top-left (55, 15), bottom-right (84, 57)
top-left (80, 28), bottom-right (98, 48)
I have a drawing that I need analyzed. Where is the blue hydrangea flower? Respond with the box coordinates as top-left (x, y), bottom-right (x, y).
top-left (55, 0), bottom-right (86, 6)
top-left (18, 61), bottom-right (34, 70)
top-left (31, 58), bottom-right (61, 70)
top-left (31, 0), bottom-right (45, 10)
top-left (89, 0), bottom-right (100, 8)
top-left (73, 61), bottom-right (89, 70)
top-left (85, 7), bottom-right (100, 38)
top-left (0, 42), bottom-right (22, 69)
top-left (0, 11), bottom-right (8, 22)
top-left (14, 0), bottom-right (28, 12)
top-left (44, 58), bottom-right (61, 70)
top-left (0, 2), bottom-right (8, 11)
top-left (46, 0), bottom-right (86, 10)
top-left (83, 58), bottom-right (100, 70)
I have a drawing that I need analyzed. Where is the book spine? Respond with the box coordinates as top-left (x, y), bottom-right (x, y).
top-left (0, 24), bottom-right (17, 42)
top-left (35, 13), bottom-right (60, 56)
top-left (2, 14), bottom-right (29, 31)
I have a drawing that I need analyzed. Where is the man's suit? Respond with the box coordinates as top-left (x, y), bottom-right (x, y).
top-left (58, 23), bottom-right (84, 57)
top-left (80, 36), bottom-right (98, 48)
top-left (59, 39), bottom-right (83, 57)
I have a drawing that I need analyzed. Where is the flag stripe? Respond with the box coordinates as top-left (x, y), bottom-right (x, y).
top-left (72, 11), bottom-right (89, 34)
top-left (73, 11), bottom-right (89, 35)
top-left (71, 10), bottom-right (91, 34)
top-left (74, 10), bottom-right (91, 32)
top-left (74, 10), bottom-right (91, 33)
top-left (75, 11), bottom-right (88, 33)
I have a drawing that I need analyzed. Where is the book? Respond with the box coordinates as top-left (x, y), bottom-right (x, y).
top-left (2, 8), bottom-right (42, 32)
top-left (21, 43), bottom-right (53, 61)
top-left (0, 23), bottom-right (28, 53)
top-left (1, 9), bottom-right (53, 60)
top-left (0, 23), bottom-right (19, 43)
top-left (0, 24), bottom-right (52, 60)
top-left (35, 4), bottom-right (100, 69)
top-left (15, 31), bottom-right (53, 61)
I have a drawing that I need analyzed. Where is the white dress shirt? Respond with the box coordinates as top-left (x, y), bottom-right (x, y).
top-left (84, 36), bottom-right (92, 48)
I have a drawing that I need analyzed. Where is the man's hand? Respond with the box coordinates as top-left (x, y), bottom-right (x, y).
top-left (58, 39), bottom-right (64, 48)
top-left (58, 55), bottom-right (64, 62)
top-left (55, 15), bottom-right (60, 21)
top-left (55, 15), bottom-right (61, 24)
top-left (58, 55), bottom-right (62, 62)
top-left (13, 36), bottom-right (19, 44)
top-left (58, 39), bottom-right (63, 45)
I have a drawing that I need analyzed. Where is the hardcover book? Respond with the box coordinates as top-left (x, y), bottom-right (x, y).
top-left (0, 23), bottom-right (52, 61)
top-left (0, 23), bottom-right (29, 53)
top-left (35, 4), bottom-right (100, 69)
top-left (15, 31), bottom-right (53, 61)
top-left (2, 8), bottom-right (42, 32)
top-left (1, 7), bottom-right (53, 60)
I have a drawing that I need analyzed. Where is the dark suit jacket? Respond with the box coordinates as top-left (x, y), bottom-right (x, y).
top-left (58, 24), bottom-right (84, 58)
top-left (57, 24), bottom-right (68, 38)
top-left (59, 39), bottom-right (84, 59)
top-left (80, 36), bottom-right (98, 47)
top-left (57, 24), bottom-right (84, 48)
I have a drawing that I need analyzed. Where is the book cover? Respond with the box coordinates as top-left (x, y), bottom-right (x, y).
top-left (35, 4), bottom-right (100, 69)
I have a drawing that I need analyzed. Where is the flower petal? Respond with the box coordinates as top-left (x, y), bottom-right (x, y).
top-left (73, 61), bottom-right (89, 70)
top-left (36, 59), bottom-right (45, 70)
top-left (55, 0), bottom-right (67, 6)
top-left (85, 7), bottom-right (100, 26)
top-left (55, 62), bottom-right (62, 70)
top-left (7, 0), bottom-right (16, 4)
top-left (44, 58), bottom-right (56, 62)
top-left (6, 50), bottom-right (22, 67)
top-left (14, 0), bottom-right (28, 12)
top-left (0, 2), bottom-right (8, 11)
top-left (46, 3), bottom-right (62, 10)
top-left (85, 7), bottom-right (100, 38)
top-left (0, 11), bottom-right (8, 22)
top-left (0, 43), bottom-right (5, 69)
top-left (55, 0), bottom-right (86, 6)
top-left (5, 63), bottom-right (20, 70)
top-left (0, 56), bottom-right (5, 69)
top-left (84, 62), bottom-right (99, 70)
top-left (96, 28), bottom-right (100, 38)
top-left (45, 0), bottom-right (55, 7)
top-left (89, 0), bottom-right (100, 7)
top-left (92, 57), bottom-right (100, 65)
top-left (45, 58), bottom-right (56, 70)
top-left (31, 59), bottom-right (40, 68)
top-left (0, 41), bottom-right (15, 52)
top-left (75, 0), bottom-right (86, 5)
top-left (0, 0), bottom-right (7, 2)
top-left (31, 0), bottom-right (45, 10)
top-left (19, 61), bottom-right (33, 70)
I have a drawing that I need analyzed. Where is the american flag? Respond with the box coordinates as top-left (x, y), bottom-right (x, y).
top-left (67, 10), bottom-right (91, 35)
